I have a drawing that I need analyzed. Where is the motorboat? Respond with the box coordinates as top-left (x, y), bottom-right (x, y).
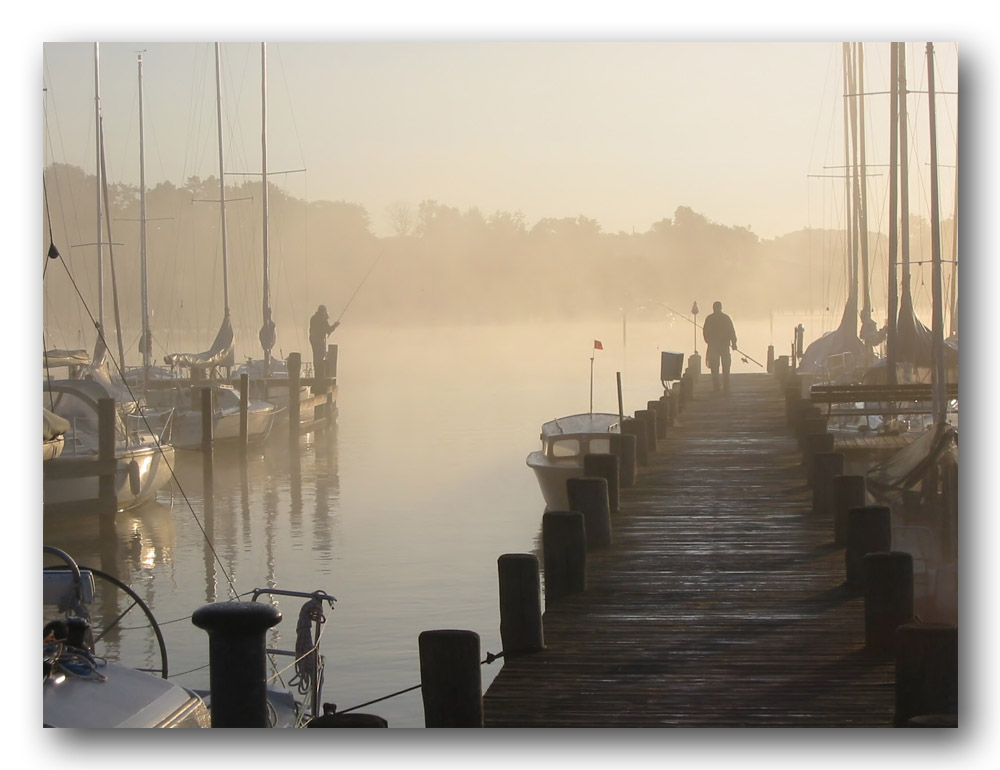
top-left (42, 379), bottom-right (176, 510)
top-left (526, 412), bottom-right (621, 511)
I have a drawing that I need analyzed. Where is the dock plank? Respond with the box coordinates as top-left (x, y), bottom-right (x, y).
top-left (484, 372), bottom-right (896, 727)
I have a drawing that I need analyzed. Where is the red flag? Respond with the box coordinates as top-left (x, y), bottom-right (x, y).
top-left (594, 340), bottom-right (603, 350)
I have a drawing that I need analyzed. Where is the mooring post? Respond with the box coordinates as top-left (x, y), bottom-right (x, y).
top-left (622, 418), bottom-right (647, 466)
top-left (863, 551), bottom-right (915, 655)
top-left (635, 408), bottom-right (657, 454)
top-left (238, 373), bottom-right (249, 457)
top-left (893, 623), bottom-right (958, 727)
top-left (833, 475), bottom-right (867, 546)
top-left (542, 511), bottom-right (587, 605)
top-left (288, 352), bottom-right (301, 445)
top-left (418, 630), bottom-right (483, 727)
top-left (497, 554), bottom-right (544, 656)
top-left (326, 343), bottom-right (339, 383)
top-left (567, 476), bottom-right (612, 549)
top-left (200, 387), bottom-right (214, 494)
top-left (611, 432), bottom-right (637, 488)
top-left (96, 397), bottom-right (117, 514)
top-left (191, 601), bottom-right (283, 727)
top-left (583, 453), bottom-right (619, 514)
top-left (804, 431), bottom-right (835, 485)
top-left (812, 451), bottom-right (845, 518)
top-left (845, 505), bottom-right (892, 590)
top-left (648, 399), bottom-right (667, 439)
top-left (660, 392), bottom-right (674, 428)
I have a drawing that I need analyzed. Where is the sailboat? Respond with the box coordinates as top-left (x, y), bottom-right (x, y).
top-left (797, 43), bottom-right (871, 384)
top-left (155, 43), bottom-right (279, 449)
top-left (233, 42), bottom-right (338, 432)
top-left (43, 45), bottom-right (176, 511)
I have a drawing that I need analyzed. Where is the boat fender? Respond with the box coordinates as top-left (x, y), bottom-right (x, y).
top-left (128, 460), bottom-right (141, 496)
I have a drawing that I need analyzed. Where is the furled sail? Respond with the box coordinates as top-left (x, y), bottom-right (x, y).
top-left (43, 349), bottom-right (90, 369)
top-left (163, 314), bottom-right (235, 370)
top-left (795, 296), bottom-right (865, 380)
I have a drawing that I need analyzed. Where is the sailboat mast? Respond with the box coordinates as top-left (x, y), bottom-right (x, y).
top-left (138, 53), bottom-right (150, 381)
top-left (898, 44), bottom-right (912, 313)
top-left (856, 43), bottom-right (873, 364)
top-left (94, 43), bottom-right (104, 333)
top-left (886, 43), bottom-right (900, 385)
top-left (260, 42), bottom-right (273, 369)
top-left (926, 43), bottom-right (947, 422)
top-left (214, 43), bottom-right (230, 316)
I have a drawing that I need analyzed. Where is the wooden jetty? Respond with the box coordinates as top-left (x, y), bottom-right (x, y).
top-left (484, 372), bottom-right (898, 727)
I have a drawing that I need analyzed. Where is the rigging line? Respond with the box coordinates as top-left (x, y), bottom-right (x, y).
top-left (47, 253), bottom-right (241, 601)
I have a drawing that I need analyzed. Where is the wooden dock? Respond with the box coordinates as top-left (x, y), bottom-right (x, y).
top-left (483, 372), bottom-right (897, 727)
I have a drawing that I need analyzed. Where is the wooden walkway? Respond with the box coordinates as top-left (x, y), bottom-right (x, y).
top-left (484, 372), bottom-right (896, 727)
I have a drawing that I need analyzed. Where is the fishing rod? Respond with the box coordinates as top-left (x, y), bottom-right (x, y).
top-left (335, 252), bottom-right (383, 324)
top-left (648, 298), bottom-right (764, 368)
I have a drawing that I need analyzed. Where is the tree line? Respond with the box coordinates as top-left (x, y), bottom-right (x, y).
top-left (42, 162), bottom-right (951, 356)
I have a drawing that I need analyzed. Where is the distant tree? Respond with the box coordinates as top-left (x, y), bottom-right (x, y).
top-left (386, 200), bottom-right (415, 237)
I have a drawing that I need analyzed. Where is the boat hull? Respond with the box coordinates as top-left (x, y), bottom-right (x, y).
top-left (44, 444), bottom-right (176, 511)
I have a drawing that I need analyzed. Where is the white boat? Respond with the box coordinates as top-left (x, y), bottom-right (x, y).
top-left (150, 380), bottom-right (280, 450)
top-left (43, 379), bottom-right (176, 510)
top-left (526, 412), bottom-right (621, 511)
top-left (43, 408), bottom-right (70, 461)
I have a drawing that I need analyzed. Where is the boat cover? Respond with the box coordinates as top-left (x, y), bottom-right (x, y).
top-left (163, 314), bottom-right (235, 370)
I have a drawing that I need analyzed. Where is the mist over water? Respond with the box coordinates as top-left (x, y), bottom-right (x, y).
top-left (43, 318), bottom-right (783, 727)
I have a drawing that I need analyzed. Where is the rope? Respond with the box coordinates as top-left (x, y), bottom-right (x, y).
top-left (43, 641), bottom-right (108, 683)
top-left (287, 597), bottom-right (326, 696)
top-left (335, 650), bottom-right (505, 715)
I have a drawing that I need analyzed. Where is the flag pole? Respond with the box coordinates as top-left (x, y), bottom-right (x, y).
top-left (590, 353), bottom-right (595, 414)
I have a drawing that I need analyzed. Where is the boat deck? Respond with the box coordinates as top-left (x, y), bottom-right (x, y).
top-left (483, 372), bottom-right (897, 727)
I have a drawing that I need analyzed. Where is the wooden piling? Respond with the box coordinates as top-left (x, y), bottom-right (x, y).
top-left (812, 451), bottom-right (845, 518)
top-left (418, 630), bottom-right (483, 727)
top-left (566, 476), bottom-right (612, 549)
top-left (804, 431), bottom-right (835, 484)
top-left (622, 418), bottom-right (647, 466)
top-left (893, 623), bottom-right (958, 727)
top-left (200, 387), bottom-right (213, 494)
top-left (497, 554), bottom-right (544, 657)
top-left (845, 505), bottom-right (892, 589)
top-left (636, 408), bottom-right (657, 453)
top-left (238, 373), bottom-right (249, 456)
top-left (583, 453), bottom-right (619, 514)
top-left (542, 511), bottom-right (586, 604)
top-left (863, 552), bottom-right (915, 655)
top-left (833, 475), bottom-right (867, 546)
top-left (288, 352), bottom-right (301, 445)
top-left (648, 399), bottom-right (667, 439)
top-left (611, 433), bottom-right (637, 489)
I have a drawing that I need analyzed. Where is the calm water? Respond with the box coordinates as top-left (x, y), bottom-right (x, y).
top-left (42, 318), bottom-right (778, 728)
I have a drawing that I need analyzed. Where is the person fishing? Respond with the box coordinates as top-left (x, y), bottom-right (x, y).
top-left (702, 301), bottom-right (738, 394)
top-left (309, 305), bottom-right (339, 386)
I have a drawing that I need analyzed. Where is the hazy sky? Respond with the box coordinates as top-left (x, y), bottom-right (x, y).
top-left (41, 39), bottom-right (957, 240)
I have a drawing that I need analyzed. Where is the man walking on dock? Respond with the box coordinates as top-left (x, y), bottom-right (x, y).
top-left (703, 301), bottom-right (738, 394)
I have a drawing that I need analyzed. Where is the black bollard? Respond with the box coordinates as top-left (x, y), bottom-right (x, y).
top-left (583, 453), bottom-right (619, 514)
top-left (418, 630), bottom-right (483, 728)
top-left (542, 511), bottom-right (586, 604)
top-left (812, 452), bottom-right (845, 518)
top-left (893, 623), bottom-right (958, 727)
top-left (863, 551), bottom-right (915, 654)
top-left (611, 433), bottom-right (637, 489)
top-left (833, 475), bottom-right (867, 546)
top-left (567, 476), bottom-right (612, 549)
top-left (845, 505), bottom-right (892, 589)
top-left (191, 601), bottom-right (283, 728)
top-left (497, 554), bottom-right (544, 656)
